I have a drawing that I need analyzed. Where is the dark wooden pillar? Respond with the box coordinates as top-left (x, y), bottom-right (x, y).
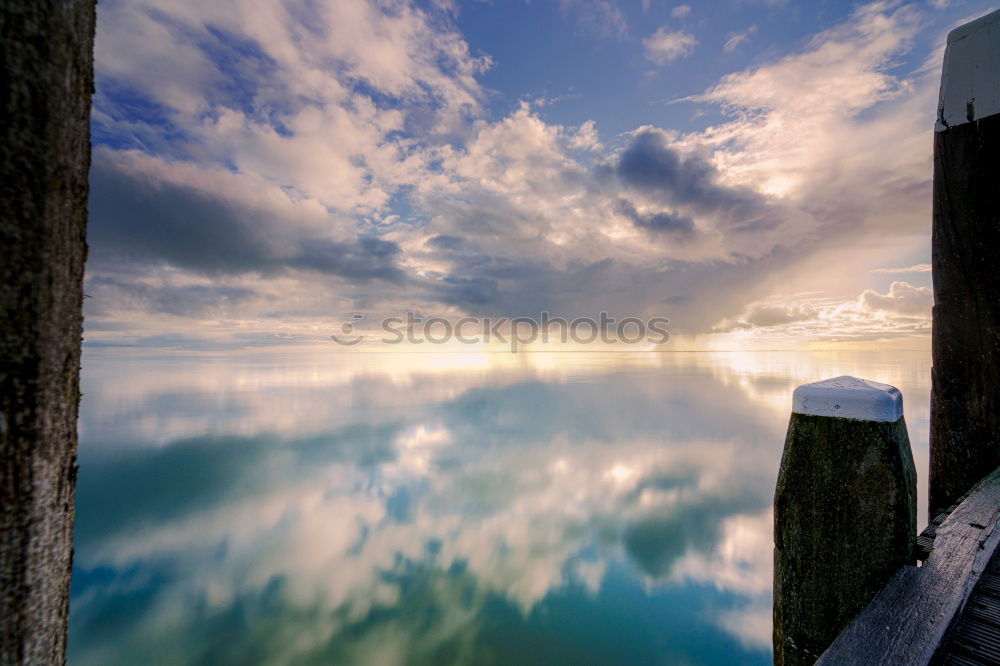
top-left (1, 1), bottom-right (95, 663)
top-left (930, 8), bottom-right (1000, 518)
top-left (774, 377), bottom-right (916, 666)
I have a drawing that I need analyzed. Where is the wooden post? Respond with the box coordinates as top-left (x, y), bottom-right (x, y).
top-left (1, 1), bottom-right (95, 663)
top-left (930, 8), bottom-right (1000, 518)
top-left (774, 377), bottom-right (916, 666)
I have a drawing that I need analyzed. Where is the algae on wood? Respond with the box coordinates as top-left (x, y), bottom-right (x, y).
top-left (774, 377), bottom-right (916, 666)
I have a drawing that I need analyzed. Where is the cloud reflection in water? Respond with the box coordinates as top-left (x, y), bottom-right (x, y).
top-left (70, 350), bottom-right (930, 665)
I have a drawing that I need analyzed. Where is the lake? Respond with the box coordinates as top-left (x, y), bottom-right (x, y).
top-left (68, 350), bottom-right (931, 665)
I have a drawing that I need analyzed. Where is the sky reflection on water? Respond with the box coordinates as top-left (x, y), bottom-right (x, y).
top-left (69, 350), bottom-right (931, 665)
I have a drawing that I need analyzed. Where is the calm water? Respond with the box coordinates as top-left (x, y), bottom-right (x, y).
top-left (68, 350), bottom-right (931, 665)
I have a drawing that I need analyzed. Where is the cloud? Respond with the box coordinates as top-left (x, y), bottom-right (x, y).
top-left (671, 5), bottom-right (692, 18)
top-left (93, 0), bottom-right (491, 212)
top-left (860, 280), bottom-right (933, 315)
top-left (88, 154), bottom-right (405, 282)
top-left (395, 105), bottom-right (798, 327)
top-left (713, 300), bottom-right (819, 332)
top-left (667, 0), bottom-right (938, 341)
top-left (615, 127), bottom-right (770, 229)
top-left (85, 0), bottom-right (494, 340)
top-left (744, 302), bottom-right (818, 327)
top-left (723, 25), bottom-right (757, 53)
top-left (871, 263), bottom-right (931, 273)
top-left (97, 0), bottom-right (490, 117)
top-left (615, 199), bottom-right (696, 239)
top-left (684, 1), bottom-right (926, 204)
top-left (86, 0), bottom-right (949, 348)
top-left (712, 281), bottom-right (933, 344)
top-left (643, 27), bottom-right (698, 65)
top-left (558, 0), bottom-right (628, 40)
top-left (85, 277), bottom-right (255, 318)
top-left (425, 234), bottom-right (466, 251)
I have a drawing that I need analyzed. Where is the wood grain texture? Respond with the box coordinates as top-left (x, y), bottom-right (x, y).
top-left (774, 413), bottom-right (916, 666)
top-left (936, 550), bottom-right (1000, 664)
top-left (930, 111), bottom-right (1000, 517)
top-left (818, 467), bottom-right (1000, 665)
top-left (0, 1), bottom-right (95, 663)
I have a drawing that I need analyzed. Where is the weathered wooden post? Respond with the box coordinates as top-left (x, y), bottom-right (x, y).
top-left (1, 1), bottom-right (95, 662)
top-left (774, 377), bottom-right (916, 666)
top-left (930, 8), bottom-right (1000, 518)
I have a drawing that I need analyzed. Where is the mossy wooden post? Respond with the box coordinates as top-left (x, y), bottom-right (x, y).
top-left (773, 377), bottom-right (916, 666)
top-left (930, 8), bottom-right (1000, 518)
top-left (1, 1), bottom-right (95, 662)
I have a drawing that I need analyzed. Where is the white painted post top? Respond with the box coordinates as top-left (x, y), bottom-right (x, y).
top-left (792, 376), bottom-right (903, 422)
top-left (937, 8), bottom-right (1000, 131)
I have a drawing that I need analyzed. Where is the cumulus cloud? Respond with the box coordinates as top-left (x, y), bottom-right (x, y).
top-left (86, 0), bottom-right (949, 347)
top-left (87, 0), bottom-right (492, 337)
top-left (713, 282), bottom-right (933, 345)
top-left (672, 0), bottom-right (939, 342)
top-left (860, 280), bottom-right (933, 315)
top-left (714, 299), bottom-right (819, 332)
top-left (685, 1), bottom-right (927, 203)
top-left (615, 127), bottom-right (773, 234)
top-left (396, 105), bottom-right (796, 327)
top-left (643, 27), bottom-right (698, 65)
top-left (93, 0), bottom-right (491, 215)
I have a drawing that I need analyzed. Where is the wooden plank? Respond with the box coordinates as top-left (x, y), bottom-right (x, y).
top-left (916, 494), bottom-right (978, 561)
top-left (936, 548), bottom-right (1000, 664)
top-left (818, 467), bottom-right (1000, 665)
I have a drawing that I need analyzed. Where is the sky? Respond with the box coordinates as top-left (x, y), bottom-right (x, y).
top-left (83, 0), bottom-right (997, 351)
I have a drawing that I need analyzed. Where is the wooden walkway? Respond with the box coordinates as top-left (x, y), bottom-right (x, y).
top-left (818, 467), bottom-right (1000, 665)
top-left (937, 547), bottom-right (1000, 664)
